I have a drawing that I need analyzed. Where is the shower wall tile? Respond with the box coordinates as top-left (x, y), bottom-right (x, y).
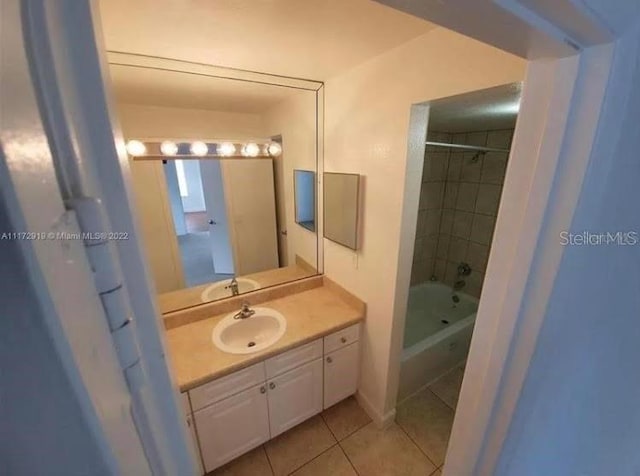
top-left (434, 259), bottom-right (447, 279)
top-left (440, 210), bottom-right (455, 235)
top-left (436, 234), bottom-right (451, 260)
top-left (460, 153), bottom-right (482, 182)
top-left (412, 128), bottom-right (513, 290)
top-left (486, 130), bottom-right (513, 149)
top-left (481, 152), bottom-right (509, 184)
top-left (475, 184), bottom-right (502, 215)
top-left (452, 132), bottom-right (467, 145)
top-left (447, 153), bottom-right (463, 181)
top-left (425, 210), bottom-right (442, 235)
top-left (456, 183), bottom-right (479, 212)
top-left (430, 153), bottom-right (449, 181)
top-left (443, 183), bottom-right (459, 209)
top-left (451, 211), bottom-right (473, 239)
top-left (470, 214), bottom-right (496, 245)
top-left (466, 131), bottom-right (487, 147)
top-left (466, 242), bottom-right (490, 274)
top-left (448, 237), bottom-right (469, 263)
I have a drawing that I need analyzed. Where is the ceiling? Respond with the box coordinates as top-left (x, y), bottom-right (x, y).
top-left (108, 64), bottom-right (303, 113)
top-left (98, 0), bottom-right (435, 81)
top-left (428, 83), bottom-right (522, 133)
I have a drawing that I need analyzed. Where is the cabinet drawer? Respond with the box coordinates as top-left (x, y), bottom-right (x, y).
top-left (190, 362), bottom-right (266, 411)
top-left (324, 323), bottom-right (360, 354)
top-left (265, 339), bottom-right (322, 379)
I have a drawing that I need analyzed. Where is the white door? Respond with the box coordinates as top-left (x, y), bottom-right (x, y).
top-left (267, 359), bottom-right (323, 437)
top-left (324, 342), bottom-right (360, 409)
top-left (194, 383), bottom-right (270, 472)
top-left (222, 159), bottom-right (280, 275)
top-left (200, 160), bottom-right (235, 274)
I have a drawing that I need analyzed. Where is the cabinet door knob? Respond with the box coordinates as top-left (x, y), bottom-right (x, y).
top-left (326, 356), bottom-right (333, 364)
top-left (260, 386), bottom-right (266, 394)
top-left (269, 382), bottom-right (276, 390)
top-left (340, 337), bottom-right (347, 343)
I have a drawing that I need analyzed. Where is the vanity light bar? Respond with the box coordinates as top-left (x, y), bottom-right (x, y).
top-left (125, 140), bottom-right (282, 158)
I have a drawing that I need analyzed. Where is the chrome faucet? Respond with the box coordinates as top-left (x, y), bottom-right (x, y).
top-left (226, 277), bottom-right (239, 296)
top-left (233, 301), bottom-right (255, 320)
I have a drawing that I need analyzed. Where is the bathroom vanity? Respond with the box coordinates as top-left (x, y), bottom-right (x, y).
top-left (164, 278), bottom-right (365, 473)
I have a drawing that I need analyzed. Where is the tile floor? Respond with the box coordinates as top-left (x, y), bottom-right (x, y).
top-left (209, 365), bottom-right (465, 476)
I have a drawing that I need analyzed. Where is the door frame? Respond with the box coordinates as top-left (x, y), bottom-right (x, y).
top-left (386, 6), bottom-right (628, 476)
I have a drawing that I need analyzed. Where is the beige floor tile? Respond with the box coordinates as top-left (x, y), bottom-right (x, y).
top-left (429, 367), bottom-right (465, 409)
top-left (396, 389), bottom-right (454, 466)
top-left (264, 415), bottom-right (336, 476)
top-left (322, 397), bottom-right (372, 441)
top-left (291, 445), bottom-right (356, 476)
top-left (210, 446), bottom-right (273, 476)
top-left (341, 422), bottom-right (436, 476)
top-left (431, 469), bottom-right (442, 476)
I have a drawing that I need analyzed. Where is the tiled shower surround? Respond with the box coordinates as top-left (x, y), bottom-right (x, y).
top-left (411, 128), bottom-right (514, 298)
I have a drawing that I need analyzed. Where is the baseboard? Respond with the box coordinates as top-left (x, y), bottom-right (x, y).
top-left (355, 391), bottom-right (396, 429)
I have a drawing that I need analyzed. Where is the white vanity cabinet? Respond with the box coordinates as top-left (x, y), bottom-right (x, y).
top-left (195, 383), bottom-right (270, 472)
top-left (323, 324), bottom-right (361, 408)
top-left (267, 358), bottom-right (324, 437)
top-left (186, 323), bottom-right (360, 473)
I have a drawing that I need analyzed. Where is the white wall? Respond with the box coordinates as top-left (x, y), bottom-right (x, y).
top-left (263, 90), bottom-right (319, 269)
top-left (323, 27), bottom-right (525, 422)
top-left (117, 103), bottom-right (265, 139)
top-left (118, 104), bottom-right (267, 292)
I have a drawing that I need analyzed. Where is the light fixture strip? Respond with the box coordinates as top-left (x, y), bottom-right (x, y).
top-left (125, 140), bottom-right (282, 158)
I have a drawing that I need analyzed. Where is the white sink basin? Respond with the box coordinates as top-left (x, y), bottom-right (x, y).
top-left (212, 307), bottom-right (287, 354)
top-left (200, 278), bottom-right (260, 302)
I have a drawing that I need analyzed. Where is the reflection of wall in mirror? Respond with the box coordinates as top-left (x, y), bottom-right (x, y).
top-left (120, 104), bottom-right (266, 292)
top-left (263, 91), bottom-right (318, 271)
top-left (119, 99), bottom-right (318, 293)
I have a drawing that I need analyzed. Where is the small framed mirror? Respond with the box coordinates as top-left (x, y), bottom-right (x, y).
top-left (294, 170), bottom-right (316, 232)
top-left (323, 172), bottom-right (360, 250)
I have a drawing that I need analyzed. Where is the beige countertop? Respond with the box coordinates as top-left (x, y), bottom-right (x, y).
top-left (165, 284), bottom-right (365, 392)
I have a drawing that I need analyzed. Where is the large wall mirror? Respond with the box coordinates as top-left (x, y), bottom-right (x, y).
top-left (107, 53), bottom-right (323, 313)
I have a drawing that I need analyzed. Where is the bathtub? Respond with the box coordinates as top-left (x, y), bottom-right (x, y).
top-left (397, 281), bottom-right (479, 402)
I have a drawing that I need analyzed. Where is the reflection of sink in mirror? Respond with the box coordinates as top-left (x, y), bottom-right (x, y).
top-left (212, 307), bottom-right (287, 354)
top-left (201, 278), bottom-right (260, 303)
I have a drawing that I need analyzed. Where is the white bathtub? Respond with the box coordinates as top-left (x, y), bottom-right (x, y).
top-left (397, 281), bottom-right (478, 402)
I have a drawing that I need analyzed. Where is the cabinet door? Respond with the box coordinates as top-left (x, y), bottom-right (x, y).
top-left (186, 415), bottom-right (204, 475)
top-left (194, 383), bottom-right (270, 472)
top-left (324, 342), bottom-right (359, 409)
top-left (267, 358), bottom-right (323, 437)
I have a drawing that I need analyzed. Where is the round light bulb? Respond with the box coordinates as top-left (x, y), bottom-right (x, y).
top-left (160, 140), bottom-right (179, 156)
top-left (190, 141), bottom-right (209, 156)
top-left (267, 142), bottom-right (282, 157)
top-left (126, 140), bottom-right (147, 157)
top-left (218, 142), bottom-right (236, 157)
top-left (241, 143), bottom-right (260, 157)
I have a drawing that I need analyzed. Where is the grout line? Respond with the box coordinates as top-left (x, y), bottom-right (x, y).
top-left (394, 415), bottom-right (440, 470)
top-left (285, 442), bottom-right (339, 476)
top-left (263, 444), bottom-right (277, 476)
top-left (337, 439), bottom-right (361, 476)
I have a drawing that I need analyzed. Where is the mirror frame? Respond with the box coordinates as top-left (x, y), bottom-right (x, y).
top-left (108, 52), bottom-right (325, 313)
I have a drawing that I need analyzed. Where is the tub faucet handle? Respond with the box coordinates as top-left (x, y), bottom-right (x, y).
top-left (457, 262), bottom-right (472, 276)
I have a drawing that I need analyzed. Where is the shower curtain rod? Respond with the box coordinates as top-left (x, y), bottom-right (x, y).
top-left (425, 141), bottom-right (510, 153)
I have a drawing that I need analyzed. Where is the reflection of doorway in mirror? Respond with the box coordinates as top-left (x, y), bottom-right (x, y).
top-left (163, 158), bottom-right (280, 287)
